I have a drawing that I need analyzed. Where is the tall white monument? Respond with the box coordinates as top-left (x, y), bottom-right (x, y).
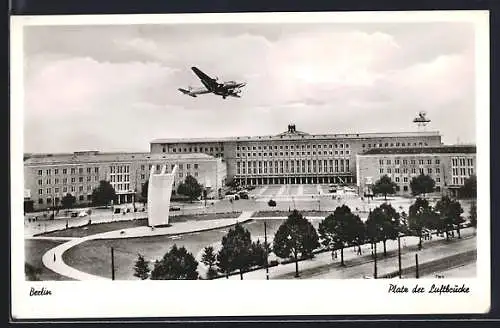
top-left (147, 164), bottom-right (178, 227)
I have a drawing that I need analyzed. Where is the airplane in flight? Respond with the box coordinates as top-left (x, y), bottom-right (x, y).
top-left (178, 67), bottom-right (246, 99)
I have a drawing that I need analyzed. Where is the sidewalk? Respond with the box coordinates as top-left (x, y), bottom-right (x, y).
top-left (223, 227), bottom-right (476, 280)
top-left (41, 211), bottom-right (253, 281)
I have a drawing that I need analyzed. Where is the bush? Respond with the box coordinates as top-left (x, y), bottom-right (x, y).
top-left (269, 260), bottom-right (279, 267)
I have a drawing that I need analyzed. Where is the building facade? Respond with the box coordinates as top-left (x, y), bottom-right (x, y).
top-left (24, 151), bottom-right (226, 211)
top-left (356, 145), bottom-right (476, 197)
top-left (150, 124), bottom-right (443, 186)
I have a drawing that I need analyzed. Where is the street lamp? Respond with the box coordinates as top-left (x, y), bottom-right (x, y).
top-left (397, 232), bottom-right (403, 278)
top-left (287, 234), bottom-right (299, 278)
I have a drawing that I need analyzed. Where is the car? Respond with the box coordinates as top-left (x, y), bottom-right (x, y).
top-left (170, 206), bottom-right (181, 211)
top-left (77, 211), bottom-right (88, 217)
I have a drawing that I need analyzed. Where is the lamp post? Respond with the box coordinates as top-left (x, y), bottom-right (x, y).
top-left (264, 221), bottom-right (269, 280)
top-left (288, 234), bottom-right (299, 278)
top-left (373, 240), bottom-right (377, 279)
top-left (398, 233), bottom-right (402, 278)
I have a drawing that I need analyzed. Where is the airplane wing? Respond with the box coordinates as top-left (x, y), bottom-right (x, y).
top-left (191, 67), bottom-right (220, 90)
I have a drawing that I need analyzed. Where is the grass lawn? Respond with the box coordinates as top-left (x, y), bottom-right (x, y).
top-left (38, 218), bottom-right (149, 238)
top-left (38, 212), bottom-right (243, 238)
top-left (25, 239), bottom-right (74, 281)
top-left (252, 210), bottom-right (331, 218)
top-left (62, 219), bottom-right (292, 280)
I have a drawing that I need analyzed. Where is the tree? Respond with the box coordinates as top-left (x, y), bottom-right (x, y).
top-left (217, 223), bottom-right (253, 280)
top-left (351, 215), bottom-right (367, 255)
top-left (141, 180), bottom-right (149, 205)
top-left (61, 193), bottom-right (76, 210)
top-left (226, 178), bottom-right (239, 189)
top-left (177, 175), bottom-right (203, 202)
top-left (273, 210), bottom-right (320, 277)
top-left (201, 246), bottom-right (218, 279)
top-left (318, 205), bottom-right (361, 266)
top-left (150, 245), bottom-right (199, 280)
top-left (249, 239), bottom-right (267, 267)
top-left (435, 196), bottom-right (464, 240)
top-left (469, 202), bottom-right (477, 229)
top-left (372, 175), bottom-right (397, 200)
top-left (410, 174), bottom-right (436, 197)
top-left (365, 204), bottom-right (400, 256)
top-left (460, 175), bottom-right (477, 199)
top-left (25, 263), bottom-right (42, 281)
top-left (133, 253), bottom-right (150, 280)
top-left (91, 180), bottom-right (117, 208)
top-left (408, 198), bottom-right (438, 249)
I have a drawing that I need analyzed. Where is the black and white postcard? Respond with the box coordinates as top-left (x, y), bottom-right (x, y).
top-left (10, 11), bottom-right (490, 319)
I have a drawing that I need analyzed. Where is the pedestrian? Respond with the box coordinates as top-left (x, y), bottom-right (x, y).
top-left (53, 253), bottom-right (56, 262)
top-left (334, 250), bottom-right (338, 259)
top-left (357, 247), bottom-right (362, 255)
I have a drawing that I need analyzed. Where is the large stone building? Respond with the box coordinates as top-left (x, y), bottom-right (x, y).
top-left (24, 151), bottom-right (226, 211)
top-left (150, 124), bottom-right (443, 186)
top-left (356, 145), bottom-right (476, 197)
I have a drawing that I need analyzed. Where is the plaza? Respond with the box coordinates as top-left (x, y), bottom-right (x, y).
top-left (24, 187), bottom-right (476, 281)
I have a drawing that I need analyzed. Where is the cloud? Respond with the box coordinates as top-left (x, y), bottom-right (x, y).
top-left (22, 23), bottom-right (476, 152)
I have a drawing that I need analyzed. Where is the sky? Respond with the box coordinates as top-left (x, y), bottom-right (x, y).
top-left (23, 21), bottom-right (477, 153)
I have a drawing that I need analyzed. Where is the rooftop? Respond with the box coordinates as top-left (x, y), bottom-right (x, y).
top-left (24, 151), bottom-right (216, 166)
top-left (151, 126), bottom-right (441, 144)
top-left (360, 145), bottom-right (476, 156)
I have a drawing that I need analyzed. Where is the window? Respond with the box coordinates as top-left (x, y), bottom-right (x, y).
top-left (55, 188), bottom-right (59, 193)
top-left (46, 169), bottom-right (51, 175)
top-left (79, 177), bottom-right (84, 183)
top-left (436, 167), bottom-right (440, 173)
top-left (71, 177), bottom-right (75, 183)
top-left (79, 195), bottom-right (84, 201)
top-left (380, 168), bottom-right (384, 174)
top-left (38, 170), bottom-right (43, 176)
top-left (38, 189), bottom-right (43, 195)
top-left (395, 177), bottom-right (400, 182)
top-left (87, 167), bottom-right (91, 174)
top-left (379, 160), bottom-right (384, 165)
top-left (79, 168), bottom-right (83, 174)
top-left (38, 179), bottom-right (42, 185)
top-left (386, 160), bottom-right (391, 165)
top-left (46, 179), bottom-right (51, 185)
top-left (71, 168), bottom-right (76, 174)
top-left (435, 159), bottom-right (440, 165)
top-left (403, 186), bottom-right (408, 192)
top-left (46, 188), bottom-right (51, 194)
top-left (63, 187), bottom-right (67, 192)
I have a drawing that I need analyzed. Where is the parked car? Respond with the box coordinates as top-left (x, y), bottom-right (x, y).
top-left (225, 194), bottom-right (239, 201)
top-left (170, 206), bottom-right (181, 211)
